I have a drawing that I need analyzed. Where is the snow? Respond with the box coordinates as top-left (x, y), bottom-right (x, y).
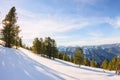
top-left (0, 45), bottom-right (120, 80)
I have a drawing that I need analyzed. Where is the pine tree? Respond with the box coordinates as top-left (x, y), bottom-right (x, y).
top-left (44, 37), bottom-right (58, 59)
top-left (40, 41), bottom-right (46, 56)
top-left (32, 38), bottom-right (41, 54)
top-left (14, 26), bottom-right (20, 48)
top-left (90, 59), bottom-right (96, 67)
top-left (107, 58), bottom-right (117, 70)
top-left (84, 58), bottom-right (90, 66)
top-left (74, 48), bottom-right (84, 67)
top-left (107, 61), bottom-right (113, 70)
top-left (38, 38), bottom-right (43, 54)
top-left (51, 39), bottom-right (58, 59)
top-left (101, 59), bottom-right (108, 69)
top-left (63, 53), bottom-right (68, 61)
top-left (19, 38), bottom-right (23, 47)
top-left (116, 58), bottom-right (120, 74)
top-left (44, 37), bottom-right (52, 58)
top-left (2, 7), bottom-right (20, 48)
top-left (57, 52), bottom-right (63, 59)
top-left (95, 62), bottom-right (100, 68)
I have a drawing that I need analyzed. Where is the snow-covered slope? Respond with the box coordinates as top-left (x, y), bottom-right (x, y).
top-left (0, 46), bottom-right (120, 80)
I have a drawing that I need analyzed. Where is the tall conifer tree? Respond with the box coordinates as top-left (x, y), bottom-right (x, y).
top-left (2, 7), bottom-right (20, 47)
top-left (74, 48), bottom-right (84, 67)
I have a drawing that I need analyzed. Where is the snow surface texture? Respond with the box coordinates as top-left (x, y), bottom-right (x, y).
top-left (0, 45), bottom-right (120, 80)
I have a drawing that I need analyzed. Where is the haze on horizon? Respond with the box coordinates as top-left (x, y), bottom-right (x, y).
top-left (0, 0), bottom-right (120, 47)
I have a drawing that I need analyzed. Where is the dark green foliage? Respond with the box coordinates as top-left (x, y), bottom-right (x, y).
top-left (63, 53), bottom-right (69, 61)
top-left (101, 59), bottom-right (108, 69)
top-left (63, 53), bottom-right (68, 61)
top-left (74, 48), bottom-right (84, 66)
top-left (2, 7), bottom-right (20, 48)
top-left (107, 58), bottom-right (117, 70)
top-left (57, 52), bottom-right (64, 59)
top-left (44, 37), bottom-right (58, 59)
top-left (39, 38), bottom-right (46, 55)
top-left (57, 52), bottom-right (70, 61)
top-left (14, 26), bottom-right (20, 48)
top-left (83, 58), bottom-right (90, 66)
top-left (32, 38), bottom-right (41, 54)
top-left (32, 37), bottom-right (58, 59)
top-left (107, 61), bottom-right (112, 70)
top-left (90, 59), bottom-right (96, 67)
top-left (95, 62), bottom-right (100, 68)
top-left (90, 59), bottom-right (99, 68)
top-left (51, 39), bottom-right (58, 59)
top-left (100, 57), bottom-right (120, 71)
top-left (115, 58), bottom-right (120, 74)
top-left (19, 38), bottom-right (23, 47)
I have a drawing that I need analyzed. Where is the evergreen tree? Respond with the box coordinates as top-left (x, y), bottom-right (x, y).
top-left (101, 59), bottom-right (108, 69)
top-left (14, 26), bottom-right (20, 48)
top-left (44, 37), bottom-right (52, 58)
top-left (74, 48), bottom-right (84, 67)
top-left (107, 58), bottom-right (117, 70)
top-left (83, 58), bottom-right (90, 66)
top-left (107, 60), bottom-right (113, 70)
top-left (32, 38), bottom-right (41, 54)
top-left (116, 58), bottom-right (120, 74)
top-left (2, 6), bottom-right (20, 48)
top-left (38, 38), bottom-right (43, 54)
top-left (90, 59), bottom-right (96, 67)
top-left (51, 39), bottom-right (58, 59)
top-left (19, 38), bottom-right (23, 47)
top-left (37, 40), bottom-right (46, 57)
top-left (63, 53), bottom-right (68, 61)
top-left (44, 37), bottom-right (58, 59)
top-left (95, 62), bottom-right (100, 68)
top-left (57, 52), bottom-right (64, 59)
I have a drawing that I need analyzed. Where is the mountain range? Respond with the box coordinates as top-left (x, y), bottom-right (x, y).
top-left (58, 43), bottom-right (120, 64)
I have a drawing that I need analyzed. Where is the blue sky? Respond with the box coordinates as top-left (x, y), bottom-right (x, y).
top-left (0, 0), bottom-right (120, 46)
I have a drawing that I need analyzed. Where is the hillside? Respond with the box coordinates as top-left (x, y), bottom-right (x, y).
top-left (58, 43), bottom-right (120, 64)
top-left (0, 45), bottom-right (120, 80)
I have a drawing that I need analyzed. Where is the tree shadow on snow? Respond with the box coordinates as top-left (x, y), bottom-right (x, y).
top-left (46, 56), bottom-right (117, 77)
top-left (18, 49), bottom-right (80, 80)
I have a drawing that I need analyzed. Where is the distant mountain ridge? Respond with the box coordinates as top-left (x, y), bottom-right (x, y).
top-left (58, 43), bottom-right (120, 64)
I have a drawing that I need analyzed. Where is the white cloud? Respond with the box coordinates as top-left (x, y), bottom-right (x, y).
top-left (59, 37), bottom-right (120, 47)
top-left (113, 18), bottom-right (120, 28)
top-left (18, 8), bottom-right (118, 41)
top-left (17, 8), bottom-right (92, 40)
top-left (106, 17), bottom-right (120, 28)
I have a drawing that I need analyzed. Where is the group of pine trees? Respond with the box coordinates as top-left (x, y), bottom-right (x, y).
top-left (57, 48), bottom-right (120, 70)
top-left (56, 47), bottom-right (120, 71)
top-left (102, 57), bottom-right (120, 71)
top-left (1, 7), bottom-right (22, 48)
top-left (56, 48), bottom-right (120, 71)
top-left (32, 37), bottom-right (58, 59)
top-left (56, 48), bottom-right (100, 68)
top-left (73, 50), bottom-right (100, 67)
